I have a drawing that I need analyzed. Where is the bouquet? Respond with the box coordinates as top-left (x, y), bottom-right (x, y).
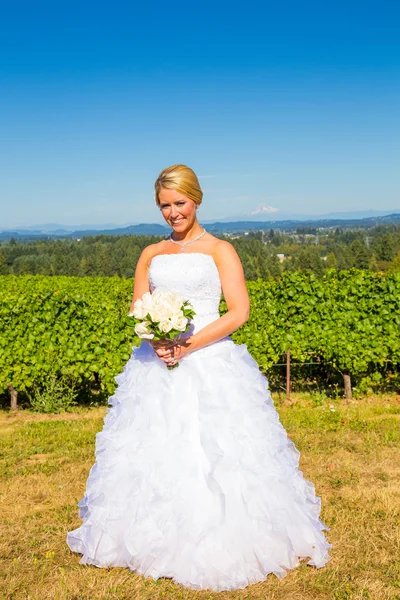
top-left (127, 289), bottom-right (196, 369)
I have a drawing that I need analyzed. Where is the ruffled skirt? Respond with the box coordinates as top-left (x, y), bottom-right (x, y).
top-left (66, 338), bottom-right (331, 591)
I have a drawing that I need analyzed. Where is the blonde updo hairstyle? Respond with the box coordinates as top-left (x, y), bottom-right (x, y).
top-left (154, 164), bottom-right (203, 208)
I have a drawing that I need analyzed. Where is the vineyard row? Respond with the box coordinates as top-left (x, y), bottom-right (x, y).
top-left (1, 270), bottom-right (399, 406)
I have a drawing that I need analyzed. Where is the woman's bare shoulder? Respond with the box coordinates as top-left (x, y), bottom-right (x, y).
top-left (140, 240), bottom-right (171, 267)
top-left (207, 237), bottom-right (240, 265)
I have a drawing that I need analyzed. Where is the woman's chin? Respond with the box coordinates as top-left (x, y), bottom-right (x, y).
top-left (170, 221), bottom-right (186, 229)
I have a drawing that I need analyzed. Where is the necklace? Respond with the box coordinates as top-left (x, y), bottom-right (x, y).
top-left (169, 228), bottom-right (206, 252)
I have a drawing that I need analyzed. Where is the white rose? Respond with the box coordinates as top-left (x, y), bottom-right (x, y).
top-left (165, 299), bottom-right (178, 319)
top-left (171, 295), bottom-right (185, 311)
top-left (161, 306), bottom-right (173, 321)
top-left (134, 320), bottom-right (154, 339)
top-left (148, 290), bottom-right (185, 319)
top-left (158, 319), bottom-right (173, 333)
top-left (162, 290), bottom-right (175, 301)
top-left (141, 292), bottom-right (153, 314)
top-left (149, 307), bottom-right (165, 322)
top-left (170, 314), bottom-right (188, 332)
top-left (151, 289), bottom-right (167, 303)
top-left (131, 299), bottom-right (147, 320)
top-left (164, 291), bottom-right (183, 304)
top-left (149, 291), bottom-right (167, 312)
top-left (154, 297), bottom-right (175, 319)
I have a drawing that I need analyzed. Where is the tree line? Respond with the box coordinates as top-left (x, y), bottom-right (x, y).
top-left (0, 224), bottom-right (399, 280)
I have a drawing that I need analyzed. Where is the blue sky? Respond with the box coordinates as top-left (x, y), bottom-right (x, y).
top-left (1, 0), bottom-right (399, 227)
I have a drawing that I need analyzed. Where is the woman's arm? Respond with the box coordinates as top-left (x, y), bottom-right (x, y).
top-left (172, 241), bottom-right (250, 361)
top-left (129, 247), bottom-right (152, 311)
top-left (130, 246), bottom-right (175, 360)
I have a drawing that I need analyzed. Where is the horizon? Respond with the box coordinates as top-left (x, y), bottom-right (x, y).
top-left (1, 1), bottom-right (399, 227)
top-left (2, 207), bottom-right (400, 234)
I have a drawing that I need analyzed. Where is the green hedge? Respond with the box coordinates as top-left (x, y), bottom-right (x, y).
top-left (1, 269), bottom-right (399, 401)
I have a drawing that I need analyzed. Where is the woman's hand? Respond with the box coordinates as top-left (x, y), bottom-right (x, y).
top-left (167, 338), bottom-right (194, 366)
top-left (149, 339), bottom-right (177, 366)
top-left (149, 337), bottom-right (194, 367)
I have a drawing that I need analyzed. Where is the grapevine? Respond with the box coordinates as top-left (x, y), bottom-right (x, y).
top-left (1, 270), bottom-right (399, 406)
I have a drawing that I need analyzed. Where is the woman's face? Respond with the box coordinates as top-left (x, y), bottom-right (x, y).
top-left (158, 187), bottom-right (198, 232)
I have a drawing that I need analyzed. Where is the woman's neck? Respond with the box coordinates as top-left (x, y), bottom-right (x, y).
top-left (170, 221), bottom-right (204, 242)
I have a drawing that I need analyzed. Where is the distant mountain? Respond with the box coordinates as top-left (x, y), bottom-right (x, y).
top-left (3, 208), bottom-right (400, 234)
top-left (247, 204), bottom-right (280, 216)
top-left (0, 223), bottom-right (168, 240)
top-left (210, 206), bottom-right (400, 223)
top-left (0, 222), bottom-right (135, 235)
top-left (72, 223), bottom-right (168, 237)
top-left (204, 213), bottom-right (400, 233)
top-left (1, 210), bottom-right (400, 241)
top-left (312, 209), bottom-right (400, 220)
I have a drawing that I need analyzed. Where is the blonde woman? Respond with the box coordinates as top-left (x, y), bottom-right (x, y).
top-left (67, 164), bottom-right (331, 592)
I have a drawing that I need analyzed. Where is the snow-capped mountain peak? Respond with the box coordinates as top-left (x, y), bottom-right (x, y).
top-left (247, 204), bottom-right (280, 216)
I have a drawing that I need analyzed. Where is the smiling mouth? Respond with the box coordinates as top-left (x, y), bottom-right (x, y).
top-left (171, 219), bottom-right (184, 224)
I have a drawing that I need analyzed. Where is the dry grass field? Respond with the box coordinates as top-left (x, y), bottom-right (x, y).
top-left (1, 393), bottom-right (399, 600)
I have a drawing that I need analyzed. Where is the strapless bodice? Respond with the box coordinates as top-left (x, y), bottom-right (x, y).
top-left (148, 253), bottom-right (222, 334)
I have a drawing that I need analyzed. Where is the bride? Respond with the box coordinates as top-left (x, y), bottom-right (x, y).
top-left (66, 164), bottom-right (331, 591)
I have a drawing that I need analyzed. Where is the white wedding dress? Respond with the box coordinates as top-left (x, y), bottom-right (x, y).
top-left (67, 252), bottom-right (331, 591)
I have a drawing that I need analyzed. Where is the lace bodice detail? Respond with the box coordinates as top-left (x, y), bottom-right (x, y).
top-left (148, 253), bottom-right (222, 333)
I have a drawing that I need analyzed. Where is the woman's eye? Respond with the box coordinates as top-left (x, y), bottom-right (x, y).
top-left (160, 202), bottom-right (184, 209)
